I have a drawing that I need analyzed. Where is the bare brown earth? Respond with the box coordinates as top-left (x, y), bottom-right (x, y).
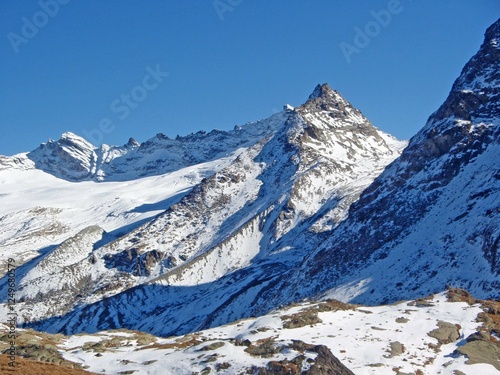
top-left (0, 354), bottom-right (97, 375)
top-left (446, 287), bottom-right (500, 340)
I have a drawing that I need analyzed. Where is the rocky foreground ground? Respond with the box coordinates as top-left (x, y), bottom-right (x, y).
top-left (1, 288), bottom-right (499, 374)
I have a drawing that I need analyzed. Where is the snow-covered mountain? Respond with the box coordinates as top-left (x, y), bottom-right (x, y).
top-left (0, 112), bottom-right (288, 279)
top-left (1, 20), bottom-right (499, 375)
top-left (0, 81), bottom-right (405, 333)
top-left (0, 152), bottom-right (241, 278)
top-left (270, 17), bottom-right (500, 306)
top-left (0, 113), bottom-right (286, 182)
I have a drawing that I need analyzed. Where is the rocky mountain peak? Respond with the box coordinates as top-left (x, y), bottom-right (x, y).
top-left (26, 132), bottom-right (97, 180)
top-left (307, 83), bottom-right (334, 100)
top-left (427, 18), bottom-right (499, 126)
top-left (58, 132), bottom-right (95, 151)
top-left (286, 84), bottom-right (404, 168)
top-left (303, 83), bottom-right (350, 110)
top-left (278, 19), bottom-right (500, 307)
top-left (483, 17), bottom-right (500, 64)
top-left (126, 137), bottom-right (140, 148)
top-left (400, 18), bottom-right (500, 172)
top-left (296, 83), bottom-right (370, 131)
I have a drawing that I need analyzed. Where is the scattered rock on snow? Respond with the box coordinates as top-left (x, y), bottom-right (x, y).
top-left (427, 321), bottom-right (461, 345)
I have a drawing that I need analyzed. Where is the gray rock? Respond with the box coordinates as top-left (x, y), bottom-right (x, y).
top-left (456, 340), bottom-right (500, 371)
top-left (428, 321), bottom-right (461, 345)
top-left (389, 341), bottom-right (405, 357)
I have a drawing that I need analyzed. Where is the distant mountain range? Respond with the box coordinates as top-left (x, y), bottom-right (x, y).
top-left (0, 16), bottom-right (499, 375)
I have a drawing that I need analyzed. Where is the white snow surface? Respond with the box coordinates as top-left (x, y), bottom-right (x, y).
top-left (4, 293), bottom-right (497, 374)
top-left (0, 154), bottom-right (236, 271)
top-left (0, 84), bottom-right (407, 331)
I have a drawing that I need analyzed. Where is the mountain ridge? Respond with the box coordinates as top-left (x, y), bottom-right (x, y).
top-left (0, 83), bottom-right (406, 336)
top-left (269, 17), bottom-right (500, 306)
top-left (0, 20), bottom-right (498, 355)
top-left (23, 18), bottom-right (500, 337)
top-left (0, 112), bottom-right (288, 181)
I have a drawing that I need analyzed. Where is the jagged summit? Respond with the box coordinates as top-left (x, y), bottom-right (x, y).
top-left (26, 132), bottom-right (97, 180)
top-left (459, 17), bottom-right (500, 91)
top-left (270, 18), bottom-right (500, 306)
top-left (297, 83), bottom-right (371, 131)
top-left (307, 83), bottom-right (333, 100)
top-left (304, 83), bottom-right (350, 109)
top-left (3, 79), bottom-right (406, 336)
top-left (4, 111), bottom-right (287, 181)
top-left (1, 83), bottom-right (398, 182)
top-left (427, 18), bottom-right (500, 127)
top-left (126, 137), bottom-right (140, 148)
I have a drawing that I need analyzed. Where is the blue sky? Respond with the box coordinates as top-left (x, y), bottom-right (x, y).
top-left (1, 1), bottom-right (498, 156)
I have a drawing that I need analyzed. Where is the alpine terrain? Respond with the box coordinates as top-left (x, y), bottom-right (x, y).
top-left (0, 17), bottom-right (499, 375)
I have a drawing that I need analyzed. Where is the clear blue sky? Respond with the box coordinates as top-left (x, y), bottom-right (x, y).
top-left (1, 1), bottom-right (498, 156)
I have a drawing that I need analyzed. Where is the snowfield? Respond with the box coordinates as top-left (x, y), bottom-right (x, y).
top-left (2, 292), bottom-right (498, 374)
top-left (1, 18), bottom-right (499, 374)
top-left (0, 151), bottom-right (239, 272)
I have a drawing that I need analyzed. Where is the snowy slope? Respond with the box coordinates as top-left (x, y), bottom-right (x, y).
top-left (268, 18), bottom-right (500, 306)
top-left (0, 113), bottom-right (289, 321)
top-left (24, 19), bottom-right (500, 338)
top-left (0, 154), bottom-right (238, 275)
top-left (2, 291), bottom-right (498, 374)
top-left (1, 113), bottom-right (286, 182)
top-left (4, 84), bottom-right (405, 333)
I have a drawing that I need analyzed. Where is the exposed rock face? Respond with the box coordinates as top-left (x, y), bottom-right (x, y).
top-left (456, 340), bottom-right (500, 371)
top-left (103, 249), bottom-right (163, 276)
top-left (445, 287), bottom-right (500, 371)
top-left (304, 345), bottom-right (355, 375)
top-left (249, 340), bottom-right (355, 374)
top-left (2, 114), bottom-right (287, 182)
top-left (428, 321), bottom-right (461, 345)
top-left (26, 132), bottom-right (98, 181)
top-left (14, 82), bottom-right (404, 335)
top-left (267, 18), bottom-right (500, 306)
top-left (389, 341), bottom-right (405, 357)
